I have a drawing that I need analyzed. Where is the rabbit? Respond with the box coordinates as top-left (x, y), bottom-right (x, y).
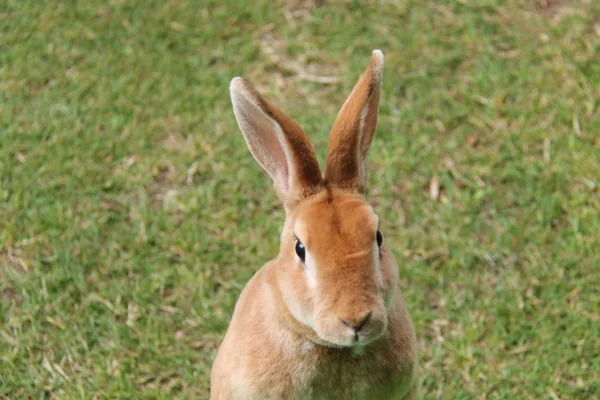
top-left (210, 50), bottom-right (418, 400)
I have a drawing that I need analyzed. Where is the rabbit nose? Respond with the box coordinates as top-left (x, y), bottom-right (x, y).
top-left (340, 312), bottom-right (372, 333)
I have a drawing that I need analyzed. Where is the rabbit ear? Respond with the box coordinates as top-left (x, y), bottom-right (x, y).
top-left (325, 50), bottom-right (383, 193)
top-left (230, 77), bottom-right (323, 204)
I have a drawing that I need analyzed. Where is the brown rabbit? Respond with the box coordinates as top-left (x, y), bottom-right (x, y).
top-left (210, 50), bottom-right (418, 399)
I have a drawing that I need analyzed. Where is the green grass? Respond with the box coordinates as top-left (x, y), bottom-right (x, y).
top-left (1, 0), bottom-right (599, 398)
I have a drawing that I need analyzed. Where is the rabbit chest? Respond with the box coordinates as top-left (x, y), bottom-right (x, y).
top-left (225, 312), bottom-right (415, 400)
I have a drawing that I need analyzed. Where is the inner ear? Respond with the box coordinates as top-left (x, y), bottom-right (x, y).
top-left (232, 91), bottom-right (290, 190)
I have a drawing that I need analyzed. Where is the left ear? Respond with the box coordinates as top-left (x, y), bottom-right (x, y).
top-left (325, 49), bottom-right (383, 193)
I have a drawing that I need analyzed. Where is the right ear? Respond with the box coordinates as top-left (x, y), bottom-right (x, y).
top-left (230, 77), bottom-right (323, 205)
top-left (325, 50), bottom-right (383, 193)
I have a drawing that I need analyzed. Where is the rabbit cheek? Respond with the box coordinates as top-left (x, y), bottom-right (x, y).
top-left (280, 261), bottom-right (317, 330)
top-left (378, 247), bottom-right (400, 310)
top-left (313, 310), bottom-right (353, 347)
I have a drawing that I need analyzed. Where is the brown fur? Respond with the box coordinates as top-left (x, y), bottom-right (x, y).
top-left (326, 50), bottom-right (383, 193)
top-left (211, 50), bottom-right (418, 399)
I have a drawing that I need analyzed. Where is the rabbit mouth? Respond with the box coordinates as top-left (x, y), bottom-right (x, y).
top-left (311, 309), bottom-right (388, 349)
top-left (314, 328), bottom-right (385, 350)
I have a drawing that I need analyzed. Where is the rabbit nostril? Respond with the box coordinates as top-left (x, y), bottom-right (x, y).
top-left (340, 312), bottom-right (372, 333)
top-left (356, 312), bottom-right (372, 331)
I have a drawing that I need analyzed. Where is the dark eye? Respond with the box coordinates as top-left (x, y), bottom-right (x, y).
top-left (376, 230), bottom-right (383, 248)
top-left (295, 240), bottom-right (306, 262)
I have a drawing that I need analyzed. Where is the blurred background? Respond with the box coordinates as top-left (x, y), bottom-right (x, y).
top-left (1, 0), bottom-right (599, 398)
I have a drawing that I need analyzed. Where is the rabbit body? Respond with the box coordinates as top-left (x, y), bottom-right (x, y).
top-left (211, 50), bottom-right (418, 399)
top-left (211, 264), bottom-right (417, 400)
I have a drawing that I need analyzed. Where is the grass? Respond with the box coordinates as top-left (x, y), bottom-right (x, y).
top-left (1, 0), bottom-right (599, 398)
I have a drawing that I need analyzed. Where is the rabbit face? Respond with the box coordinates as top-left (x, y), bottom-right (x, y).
top-left (277, 188), bottom-right (398, 349)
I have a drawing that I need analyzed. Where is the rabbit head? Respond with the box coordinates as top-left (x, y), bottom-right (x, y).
top-left (230, 50), bottom-right (398, 349)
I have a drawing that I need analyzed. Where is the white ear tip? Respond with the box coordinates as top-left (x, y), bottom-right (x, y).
top-left (371, 49), bottom-right (384, 66)
top-left (230, 77), bottom-right (245, 92)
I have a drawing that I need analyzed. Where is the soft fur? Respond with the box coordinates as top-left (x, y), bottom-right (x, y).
top-left (211, 50), bottom-right (418, 399)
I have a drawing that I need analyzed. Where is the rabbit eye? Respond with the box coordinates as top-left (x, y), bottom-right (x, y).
top-left (376, 230), bottom-right (383, 248)
top-left (295, 240), bottom-right (306, 262)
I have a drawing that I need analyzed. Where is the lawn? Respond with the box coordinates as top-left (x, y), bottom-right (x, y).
top-left (1, 0), bottom-right (599, 398)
